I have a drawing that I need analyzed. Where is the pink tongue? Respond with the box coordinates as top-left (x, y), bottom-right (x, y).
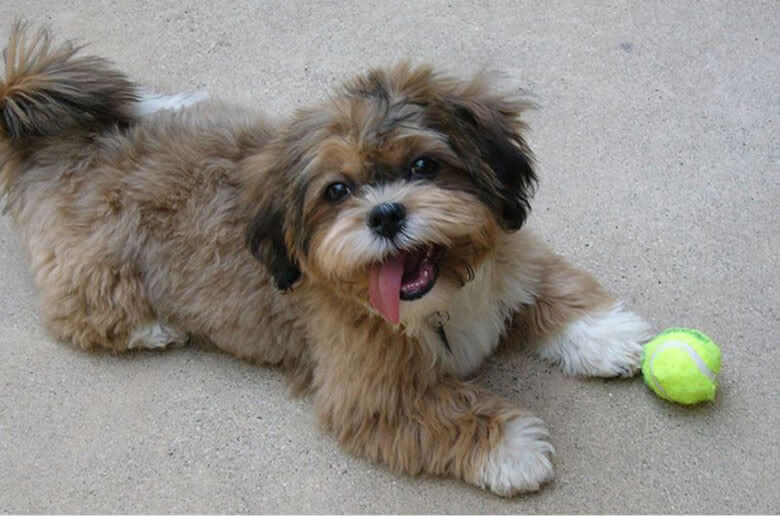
top-left (368, 254), bottom-right (406, 324)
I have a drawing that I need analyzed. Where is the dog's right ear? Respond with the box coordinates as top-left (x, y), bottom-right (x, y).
top-left (247, 206), bottom-right (301, 291)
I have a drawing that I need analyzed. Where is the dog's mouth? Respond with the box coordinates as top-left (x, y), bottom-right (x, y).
top-left (368, 245), bottom-right (444, 324)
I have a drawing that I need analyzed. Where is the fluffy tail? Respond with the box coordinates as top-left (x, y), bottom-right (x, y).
top-left (0, 22), bottom-right (138, 147)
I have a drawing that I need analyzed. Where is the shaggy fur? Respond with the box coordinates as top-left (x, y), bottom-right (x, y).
top-left (0, 23), bottom-right (652, 496)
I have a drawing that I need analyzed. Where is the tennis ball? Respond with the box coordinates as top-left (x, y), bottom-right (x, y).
top-left (641, 328), bottom-right (721, 404)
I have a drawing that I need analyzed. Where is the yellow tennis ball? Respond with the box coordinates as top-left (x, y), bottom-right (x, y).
top-left (641, 328), bottom-right (721, 404)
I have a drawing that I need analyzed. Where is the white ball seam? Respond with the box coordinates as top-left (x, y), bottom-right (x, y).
top-left (649, 340), bottom-right (716, 397)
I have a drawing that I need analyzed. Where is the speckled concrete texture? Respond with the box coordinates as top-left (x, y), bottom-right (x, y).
top-left (1, 1), bottom-right (777, 513)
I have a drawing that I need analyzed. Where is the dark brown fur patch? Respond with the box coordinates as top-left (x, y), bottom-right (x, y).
top-left (0, 22), bottom-right (138, 146)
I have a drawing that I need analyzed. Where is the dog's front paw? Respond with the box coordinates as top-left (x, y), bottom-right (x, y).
top-left (477, 416), bottom-right (554, 496)
top-left (537, 302), bottom-right (653, 377)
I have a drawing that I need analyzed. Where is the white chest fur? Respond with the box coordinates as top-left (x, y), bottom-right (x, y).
top-left (416, 252), bottom-right (538, 377)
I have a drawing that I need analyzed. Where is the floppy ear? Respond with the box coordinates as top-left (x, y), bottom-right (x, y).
top-left (470, 115), bottom-right (536, 231)
top-left (247, 206), bottom-right (301, 291)
top-left (430, 94), bottom-right (537, 231)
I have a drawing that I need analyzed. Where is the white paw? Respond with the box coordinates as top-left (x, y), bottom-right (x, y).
top-left (478, 417), bottom-right (555, 496)
top-left (537, 302), bottom-right (653, 377)
top-left (128, 322), bottom-right (188, 350)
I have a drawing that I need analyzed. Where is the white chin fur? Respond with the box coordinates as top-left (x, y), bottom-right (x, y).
top-left (398, 275), bottom-right (457, 321)
top-left (133, 89), bottom-right (209, 116)
top-left (401, 253), bottom-right (537, 378)
top-left (537, 302), bottom-right (653, 377)
top-left (478, 417), bottom-right (555, 496)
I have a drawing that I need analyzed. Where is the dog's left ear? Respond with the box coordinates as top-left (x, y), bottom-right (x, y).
top-left (247, 205), bottom-right (301, 291)
top-left (429, 91), bottom-right (537, 231)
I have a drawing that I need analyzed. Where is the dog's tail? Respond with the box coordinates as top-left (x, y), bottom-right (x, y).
top-left (0, 22), bottom-right (138, 149)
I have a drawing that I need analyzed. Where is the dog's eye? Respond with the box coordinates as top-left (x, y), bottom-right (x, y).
top-left (410, 157), bottom-right (439, 178)
top-left (324, 182), bottom-right (351, 203)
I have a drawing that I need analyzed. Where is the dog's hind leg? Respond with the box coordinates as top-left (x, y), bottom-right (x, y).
top-left (126, 322), bottom-right (189, 351)
top-left (34, 253), bottom-right (186, 353)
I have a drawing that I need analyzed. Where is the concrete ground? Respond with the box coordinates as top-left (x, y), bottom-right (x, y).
top-left (1, 1), bottom-right (777, 513)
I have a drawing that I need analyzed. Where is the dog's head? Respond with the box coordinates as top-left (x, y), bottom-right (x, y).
top-left (246, 63), bottom-right (536, 324)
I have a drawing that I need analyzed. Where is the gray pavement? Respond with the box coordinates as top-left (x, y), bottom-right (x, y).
top-left (1, 1), bottom-right (778, 513)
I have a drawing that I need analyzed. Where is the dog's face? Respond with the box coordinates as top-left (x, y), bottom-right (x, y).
top-left (247, 64), bottom-right (536, 324)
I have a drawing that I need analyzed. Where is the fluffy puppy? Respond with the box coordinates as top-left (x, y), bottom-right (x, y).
top-left (0, 24), bottom-right (652, 496)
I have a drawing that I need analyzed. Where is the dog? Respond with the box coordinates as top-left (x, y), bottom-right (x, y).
top-left (0, 23), bottom-right (652, 496)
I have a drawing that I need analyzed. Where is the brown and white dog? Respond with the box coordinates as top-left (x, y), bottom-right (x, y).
top-left (0, 24), bottom-right (652, 496)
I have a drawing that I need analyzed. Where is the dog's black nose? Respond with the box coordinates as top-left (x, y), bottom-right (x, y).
top-left (367, 202), bottom-right (407, 239)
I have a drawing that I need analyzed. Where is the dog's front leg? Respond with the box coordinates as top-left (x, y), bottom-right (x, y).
top-left (507, 231), bottom-right (653, 377)
top-left (311, 331), bottom-right (554, 496)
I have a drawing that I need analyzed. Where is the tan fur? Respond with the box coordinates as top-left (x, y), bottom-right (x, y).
top-left (305, 290), bottom-right (523, 481)
top-left (0, 25), bottom-right (650, 495)
top-left (523, 257), bottom-right (613, 337)
top-left (507, 235), bottom-right (614, 341)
